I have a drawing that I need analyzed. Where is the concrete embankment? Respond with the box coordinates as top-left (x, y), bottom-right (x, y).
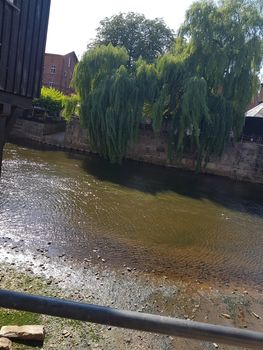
top-left (10, 117), bottom-right (263, 184)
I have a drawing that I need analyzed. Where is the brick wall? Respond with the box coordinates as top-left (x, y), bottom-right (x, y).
top-left (42, 52), bottom-right (78, 94)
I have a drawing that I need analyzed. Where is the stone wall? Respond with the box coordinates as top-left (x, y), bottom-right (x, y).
top-left (204, 142), bottom-right (263, 183)
top-left (64, 119), bottom-right (263, 184)
top-left (64, 117), bottom-right (92, 152)
top-left (10, 118), bottom-right (66, 140)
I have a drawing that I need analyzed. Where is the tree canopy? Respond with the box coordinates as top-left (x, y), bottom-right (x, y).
top-left (91, 12), bottom-right (175, 65)
top-left (156, 0), bottom-right (263, 167)
top-left (73, 45), bottom-right (147, 163)
top-left (75, 1), bottom-right (263, 168)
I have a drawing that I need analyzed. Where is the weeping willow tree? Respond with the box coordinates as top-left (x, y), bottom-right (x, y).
top-left (151, 0), bottom-right (263, 168)
top-left (74, 1), bottom-right (262, 167)
top-left (73, 44), bottom-right (157, 163)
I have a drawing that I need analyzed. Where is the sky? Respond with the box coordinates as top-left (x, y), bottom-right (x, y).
top-left (45, 0), bottom-right (195, 59)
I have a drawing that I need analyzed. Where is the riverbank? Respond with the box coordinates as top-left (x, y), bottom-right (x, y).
top-left (1, 236), bottom-right (263, 350)
top-left (9, 117), bottom-right (263, 185)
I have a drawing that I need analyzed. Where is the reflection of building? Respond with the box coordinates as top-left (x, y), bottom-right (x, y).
top-left (42, 52), bottom-right (78, 95)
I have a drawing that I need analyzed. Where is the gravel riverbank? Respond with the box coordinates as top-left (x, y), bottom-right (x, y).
top-left (1, 237), bottom-right (263, 349)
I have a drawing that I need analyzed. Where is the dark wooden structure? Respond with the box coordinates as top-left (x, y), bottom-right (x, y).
top-left (243, 103), bottom-right (263, 143)
top-left (0, 0), bottom-right (51, 175)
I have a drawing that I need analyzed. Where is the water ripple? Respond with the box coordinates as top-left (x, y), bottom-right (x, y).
top-left (1, 143), bottom-right (263, 285)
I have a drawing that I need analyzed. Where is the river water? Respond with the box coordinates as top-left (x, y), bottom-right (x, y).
top-left (1, 143), bottom-right (263, 287)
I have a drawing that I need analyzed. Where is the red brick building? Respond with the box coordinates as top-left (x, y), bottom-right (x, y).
top-left (42, 52), bottom-right (78, 95)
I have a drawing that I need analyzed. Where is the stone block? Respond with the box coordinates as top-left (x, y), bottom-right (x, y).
top-left (0, 337), bottom-right (12, 350)
top-left (0, 325), bottom-right (44, 341)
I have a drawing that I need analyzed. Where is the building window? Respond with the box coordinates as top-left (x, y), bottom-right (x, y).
top-left (49, 82), bottom-right (55, 88)
top-left (50, 65), bottom-right (56, 74)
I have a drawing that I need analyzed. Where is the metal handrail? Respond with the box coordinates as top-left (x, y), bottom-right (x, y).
top-left (0, 289), bottom-right (263, 349)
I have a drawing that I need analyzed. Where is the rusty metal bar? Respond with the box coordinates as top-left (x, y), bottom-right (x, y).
top-left (0, 290), bottom-right (263, 349)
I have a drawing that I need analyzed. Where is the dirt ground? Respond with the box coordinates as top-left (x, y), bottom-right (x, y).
top-left (0, 239), bottom-right (263, 350)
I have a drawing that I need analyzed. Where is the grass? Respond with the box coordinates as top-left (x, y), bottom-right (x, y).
top-left (0, 310), bottom-right (43, 349)
top-left (0, 264), bottom-right (102, 349)
top-left (0, 309), bottom-right (41, 327)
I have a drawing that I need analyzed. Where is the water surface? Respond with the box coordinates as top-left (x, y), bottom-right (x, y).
top-left (1, 143), bottom-right (263, 285)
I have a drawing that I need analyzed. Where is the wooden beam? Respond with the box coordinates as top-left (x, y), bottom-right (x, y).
top-left (0, 92), bottom-right (32, 109)
top-left (0, 115), bottom-right (7, 177)
top-left (5, 107), bottom-right (22, 141)
top-left (0, 106), bottom-right (22, 177)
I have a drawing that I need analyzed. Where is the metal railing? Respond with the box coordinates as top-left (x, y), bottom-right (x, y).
top-left (0, 289), bottom-right (263, 349)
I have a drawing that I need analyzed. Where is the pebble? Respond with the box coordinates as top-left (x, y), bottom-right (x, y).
top-left (62, 330), bottom-right (71, 338)
top-left (221, 313), bottom-right (231, 319)
top-left (252, 311), bottom-right (261, 319)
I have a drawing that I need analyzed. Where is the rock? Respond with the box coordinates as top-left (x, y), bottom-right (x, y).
top-left (213, 343), bottom-right (219, 348)
top-left (62, 329), bottom-right (70, 338)
top-left (0, 337), bottom-right (12, 350)
top-left (252, 311), bottom-right (261, 319)
top-left (0, 325), bottom-right (45, 341)
top-left (221, 313), bottom-right (231, 319)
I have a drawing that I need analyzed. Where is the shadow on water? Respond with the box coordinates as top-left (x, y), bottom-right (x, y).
top-left (75, 152), bottom-right (263, 217)
top-left (7, 138), bottom-right (263, 217)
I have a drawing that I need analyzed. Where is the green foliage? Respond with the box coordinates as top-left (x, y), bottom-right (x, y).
top-left (152, 0), bottom-right (263, 167)
top-left (74, 45), bottom-right (150, 163)
top-left (91, 12), bottom-right (175, 64)
top-left (62, 94), bottom-right (80, 120)
top-left (33, 87), bottom-right (65, 116)
top-left (73, 44), bottom-right (128, 97)
top-left (75, 2), bottom-right (262, 167)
